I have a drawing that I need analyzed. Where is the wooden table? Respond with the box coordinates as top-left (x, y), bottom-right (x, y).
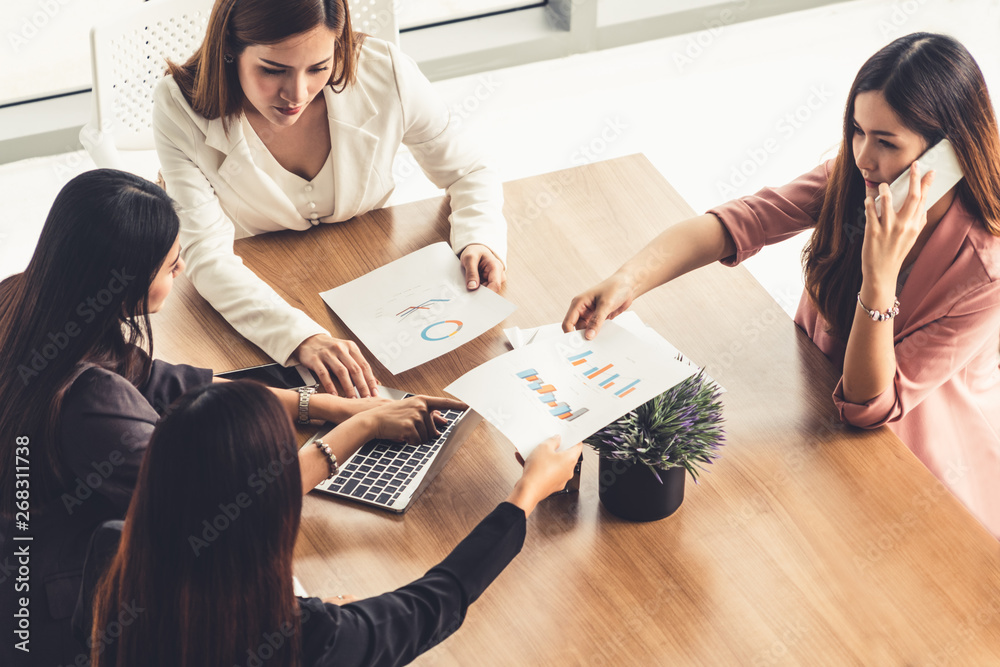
top-left (153, 155), bottom-right (1000, 665)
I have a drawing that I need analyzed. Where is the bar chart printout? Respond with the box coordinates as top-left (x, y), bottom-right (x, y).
top-left (446, 322), bottom-right (698, 456)
top-left (516, 368), bottom-right (590, 422)
top-left (567, 351), bottom-right (641, 397)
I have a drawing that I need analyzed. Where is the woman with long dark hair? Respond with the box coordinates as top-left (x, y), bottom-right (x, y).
top-left (155, 0), bottom-right (507, 398)
top-left (74, 381), bottom-right (581, 667)
top-left (563, 33), bottom-right (1000, 537)
top-left (0, 169), bottom-right (462, 665)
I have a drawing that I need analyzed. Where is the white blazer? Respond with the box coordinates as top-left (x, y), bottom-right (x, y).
top-left (153, 38), bottom-right (507, 365)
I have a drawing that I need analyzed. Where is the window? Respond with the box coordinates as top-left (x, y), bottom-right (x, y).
top-left (2, 0), bottom-right (143, 106)
top-left (398, 1), bottom-right (546, 31)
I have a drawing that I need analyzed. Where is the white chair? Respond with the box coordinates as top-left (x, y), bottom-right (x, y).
top-left (80, 0), bottom-right (213, 171)
top-left (350, 0), bottom-right (399, 46)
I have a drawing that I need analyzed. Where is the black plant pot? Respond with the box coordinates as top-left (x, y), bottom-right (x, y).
top-left (598, 457), bottom-right (685, 522)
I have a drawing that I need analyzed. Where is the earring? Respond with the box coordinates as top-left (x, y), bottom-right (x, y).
top-left (224, 54), bottom-right (234, 64)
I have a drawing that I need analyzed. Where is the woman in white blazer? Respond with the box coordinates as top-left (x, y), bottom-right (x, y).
top-left (153, 0), bottom-right (507, 397)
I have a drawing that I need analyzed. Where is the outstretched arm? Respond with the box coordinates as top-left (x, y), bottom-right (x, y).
top-left (307, 438), bottom-right (582, 666)
top-left (563, 161), bottom-right (831, 339)
top-left (563, 213), bottom-right (736, 338)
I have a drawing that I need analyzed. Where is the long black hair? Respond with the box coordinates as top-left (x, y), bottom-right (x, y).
top-left (803, 33), bottom-right (1000, 340)
top-left (91, 381), bottom-right (303, 667)
top-left (0, 169), bottom-right (179, 513)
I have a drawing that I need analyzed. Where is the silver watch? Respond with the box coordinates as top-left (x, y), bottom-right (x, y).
top-left (297, 385), bottom-right (317, 425)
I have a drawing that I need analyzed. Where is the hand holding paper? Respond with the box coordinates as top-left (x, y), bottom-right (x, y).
top-left (447, 321), bottom-right (698, 456)
top-left (320, 243), bottom-right (516, 375)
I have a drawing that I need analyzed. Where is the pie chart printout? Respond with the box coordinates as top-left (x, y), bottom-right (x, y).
top-left (421, 320), bottom-right (464, 341)
top-left (320, 243), bottom-right (516, 374)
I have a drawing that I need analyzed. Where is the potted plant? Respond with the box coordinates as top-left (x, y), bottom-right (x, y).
top-left (585, 370), bottom-right (725, 522)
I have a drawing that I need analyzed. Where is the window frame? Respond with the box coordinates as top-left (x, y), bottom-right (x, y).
top-left (0, 0), bottom-right (845, 164)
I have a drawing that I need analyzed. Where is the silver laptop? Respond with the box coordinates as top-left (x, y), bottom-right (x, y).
top-left (310, 387), bottom-right (481, 513)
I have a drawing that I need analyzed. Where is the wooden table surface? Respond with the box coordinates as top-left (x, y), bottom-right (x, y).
top-left (152, 155), bottom-right (1000, 665)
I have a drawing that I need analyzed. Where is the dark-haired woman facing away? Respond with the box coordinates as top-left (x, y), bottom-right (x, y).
top-left (0, 169), bottom-right (462, 665)
top-left (74, 381), bottom-right (582, 667)
top-left (564, 33), bottom-right (1000, 537)
top-left (155, 0), bottom-right (507, 398)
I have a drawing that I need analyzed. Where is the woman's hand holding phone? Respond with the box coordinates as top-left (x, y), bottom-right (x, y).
top-left (862, 161), bottom-right (935, 296)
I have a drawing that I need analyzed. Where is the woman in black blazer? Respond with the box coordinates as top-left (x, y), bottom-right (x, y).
top-left (75, 381), bottom-right (581, 666)
top-left (0, 168), bottom-right (466, 666)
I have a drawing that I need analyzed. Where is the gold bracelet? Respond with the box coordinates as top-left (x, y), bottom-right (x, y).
top-left (314, 439), bottom-right (339, 479)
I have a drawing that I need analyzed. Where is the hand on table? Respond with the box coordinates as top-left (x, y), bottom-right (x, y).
top-left (862, 162), bottom-right (935, 294)
top-left (363, 395), bottom-right (468, 445)
top-left (293, 333), bottom-right (379, 397)
top-left (460, 244), bottom-right (506, 293)
top-left (507, 436), bottom-right (583, 517)
top-left (562, 272), bottom-right (636, 340)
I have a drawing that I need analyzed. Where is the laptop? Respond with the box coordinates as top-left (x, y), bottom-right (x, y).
top-left (215, 365), bottom-right (480, 513)
top-left (309, 386), bottom-right (481, 513)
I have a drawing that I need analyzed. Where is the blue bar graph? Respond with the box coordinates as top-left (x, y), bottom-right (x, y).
top-left (599, 373), bottom-right (619, 388)
top-left (615, 379), bottom-right (641, 396)
top-left (567, 351), bottom-right (593, 362)
top-left (550, 403), bottom-right (571, 416)
top-left (516, 367), bottom-right (593, 424)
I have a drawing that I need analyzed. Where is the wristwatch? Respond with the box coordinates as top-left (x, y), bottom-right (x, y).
top-left (297, 385), bottom-right (318, 425)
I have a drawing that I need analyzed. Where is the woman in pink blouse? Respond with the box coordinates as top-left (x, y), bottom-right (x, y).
top-left (563, 33), bottom-right (1000, 537)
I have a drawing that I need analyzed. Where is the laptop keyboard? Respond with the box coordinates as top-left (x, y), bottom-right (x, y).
top-left (324, 409), bottom-right (464, 507)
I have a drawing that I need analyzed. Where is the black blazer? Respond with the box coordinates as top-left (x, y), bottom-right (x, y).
top-left (74, 503), bottom-right (526, 666)
top-left (0, 358), bottom-right (211, 667)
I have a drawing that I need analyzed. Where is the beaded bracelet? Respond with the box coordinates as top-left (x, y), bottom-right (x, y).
top-left (857, 292), bottom-right (900, 322)
top-left (314, 439), bottom-right (339, 479)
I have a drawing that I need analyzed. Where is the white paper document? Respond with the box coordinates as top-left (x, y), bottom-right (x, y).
top-left (320, 243), bottom-right (517, 374)
top-left (446, 321), bottom-right (698, 456)
top-left (505, 311), bottom-right (692, 365)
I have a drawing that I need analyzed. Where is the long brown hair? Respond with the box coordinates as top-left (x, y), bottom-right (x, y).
top-left (803, 33), bottom-right (1000, 340)
top-left (167, 0), bottom-right (363, 131)
top-left (0, 170), bottom-right (178, 514)
top-left (90, 381), bottom-right (304, 667)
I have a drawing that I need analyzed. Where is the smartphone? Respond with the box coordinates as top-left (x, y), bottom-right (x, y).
top-left (215, 362), bottom-right (317, 389)
top-left (874, 138), bottom-right (964, 216)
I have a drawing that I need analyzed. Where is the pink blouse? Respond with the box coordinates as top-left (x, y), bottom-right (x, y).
top-left (709, 161), bottom-right (1000, 538)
